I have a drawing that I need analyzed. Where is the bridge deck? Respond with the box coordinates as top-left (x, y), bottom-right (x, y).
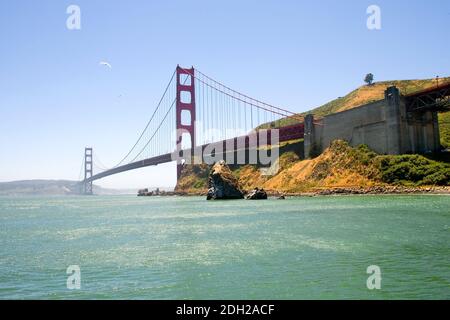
top-left (404, 82), bottom-right (450, 112)
top-left (84, 123), bottom-right (304, 183)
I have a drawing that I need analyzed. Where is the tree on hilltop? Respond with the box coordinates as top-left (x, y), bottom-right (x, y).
top-left (364, 73), bottom-right (374, 86)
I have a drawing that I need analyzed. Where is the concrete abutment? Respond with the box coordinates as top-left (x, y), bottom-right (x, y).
top-left (304, 86), bottom-right (442, 158)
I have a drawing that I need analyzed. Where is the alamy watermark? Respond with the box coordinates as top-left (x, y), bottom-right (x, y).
top-left (367, 5), bottom-right (381, 30)
top-left (66, 265), bottom-right (81, 290)
top-left (366, 265), bottom-right (382, 290)
top-left (66, 5), bottom-right (81, 30)
top-left (170, 123), bottom-right (280, 176)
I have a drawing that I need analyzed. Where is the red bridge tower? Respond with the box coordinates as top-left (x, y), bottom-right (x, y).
top-left (176, 66), bottom-right (196, 180)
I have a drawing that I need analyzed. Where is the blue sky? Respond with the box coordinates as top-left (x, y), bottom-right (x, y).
top-left (0, 0), bottom-right (449, 189)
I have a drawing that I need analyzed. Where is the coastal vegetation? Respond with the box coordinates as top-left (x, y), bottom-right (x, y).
top-left (376, 154), bottom-right (450, 186)
top-left (176, 140), bottom-right (450, 195)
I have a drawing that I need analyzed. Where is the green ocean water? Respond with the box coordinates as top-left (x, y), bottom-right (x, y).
top-left (0, 195), bottom-right (449, 300)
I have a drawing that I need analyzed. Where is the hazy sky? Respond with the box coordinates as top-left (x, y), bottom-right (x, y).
top-left (0, 0), bottom-right (449, 189)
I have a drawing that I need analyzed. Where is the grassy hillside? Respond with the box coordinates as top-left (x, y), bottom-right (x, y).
top-left (264, 77), bottom-right (450, 148)
top-left (304, 77), bottom-right (450, 117)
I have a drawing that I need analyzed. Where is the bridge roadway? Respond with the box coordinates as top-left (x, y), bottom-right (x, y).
top-left (404, 81), bottom-right (450, 112)
top-left (85, 123), bottom-right (304, 183)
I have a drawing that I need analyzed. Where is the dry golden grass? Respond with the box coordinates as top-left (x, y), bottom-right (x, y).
top-left (259, 141), bottom-right (379, 192)
top-left (309, 77), bottom-right (450, 117)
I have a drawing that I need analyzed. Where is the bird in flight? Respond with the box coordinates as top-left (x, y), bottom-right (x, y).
top-left (99, 61), bottom-right (112, 69)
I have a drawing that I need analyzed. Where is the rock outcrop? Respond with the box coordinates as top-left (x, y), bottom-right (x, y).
top-left (207, 161), bottom-right (244, 200)
top-left (245, 187), bottom-right (268, 200)
top-left (138, 188), bottom-right (151, 196)
top-left (137, 188), bottom-right (177, 196)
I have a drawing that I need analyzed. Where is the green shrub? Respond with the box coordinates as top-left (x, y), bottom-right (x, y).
top-left (193, 180), bottom-right (206, 189)
top-left (353, 144), bottom-right (378, 165)
top-left (422, 169), bottom-right (450, 186)
top-left (439, 111), bottom-right (450, 149)
top-left (376, 154), bottom-right (450, 186)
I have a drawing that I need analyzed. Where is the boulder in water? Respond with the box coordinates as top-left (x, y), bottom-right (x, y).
top-left (206, 161), bottom-right (244, 200)
top-left (246, 187), bottom-right (268, 200)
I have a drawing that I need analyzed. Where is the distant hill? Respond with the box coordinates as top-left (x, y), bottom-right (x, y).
top-left (0, 180), bottom-right (133, 196)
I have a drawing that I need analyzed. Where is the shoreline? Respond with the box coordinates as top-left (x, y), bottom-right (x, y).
top-left (149, 185), bottom-right (450, 197)
top-left (278, 186), bottom-right (450, 197)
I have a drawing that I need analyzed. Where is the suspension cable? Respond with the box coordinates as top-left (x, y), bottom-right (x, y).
top-left (128, 72), bottom-right (191, 162)
top-left (188, 70), bottom-right (303, 122)
top-left (128, 98), bottom-right (176, 162)
top-left (92, 153), bottom-right (110, 171)
top-left (181, 67), bottom-right (303, 122)
top-left (193, 68), bottom-right (301, 118)
top-left (111, 68), bottom-right (177, 168)
top-left (78, 155), bottom-right (85, 181)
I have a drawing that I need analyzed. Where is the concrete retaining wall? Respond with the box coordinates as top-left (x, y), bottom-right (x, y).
top-left (304, 86), bottom-right (441, 157)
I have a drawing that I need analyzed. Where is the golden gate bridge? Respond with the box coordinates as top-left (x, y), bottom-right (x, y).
top-left (79, 66), bottom-right (307, 194)
top-left (79, 66), bottom-right (450, 194)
